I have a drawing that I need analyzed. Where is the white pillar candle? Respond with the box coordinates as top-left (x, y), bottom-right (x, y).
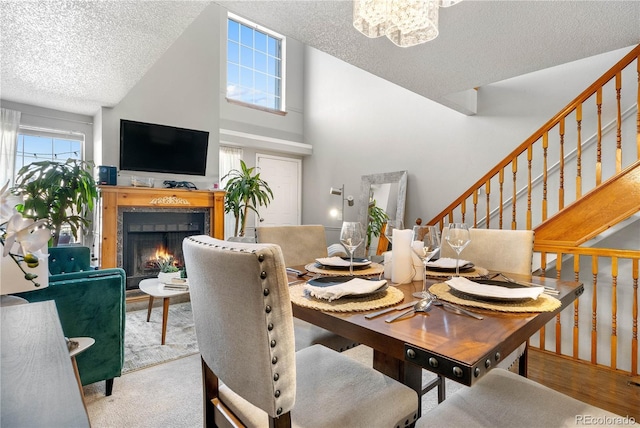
top-left (392, 229), bottom-right (413, 284)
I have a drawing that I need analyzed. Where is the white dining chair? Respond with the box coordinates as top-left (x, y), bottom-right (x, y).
top-left (182, 236), bottom-right (419, 428)
top-left (440, 227), bottom-right (535, 372)
top-left (256, 224), bottom-right (359, 352)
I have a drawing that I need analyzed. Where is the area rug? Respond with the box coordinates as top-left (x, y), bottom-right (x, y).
top-left (124, 301), bottom-right (199, 373)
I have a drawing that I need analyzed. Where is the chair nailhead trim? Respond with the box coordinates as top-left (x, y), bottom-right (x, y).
top-left (265, 305), bottom-right (272, 313)
top-left (270, 339), bottom-right (276, 348)
top-left (272, 357), bottom-right (277, 364)
top-left (258, 254), bottom-right (265, 262)
top-left (273, 373), bottom-right (279, 381)
top-left (263, 288), bottom-right (270, 296)
top-left (274, 390), bottom-right (280, 398)
top-left (267, 323), bottom-right (274, 331)
top-left (260, 271), bottom-right (267, 279)
top-left (277, 407), bottom-right (282, 415)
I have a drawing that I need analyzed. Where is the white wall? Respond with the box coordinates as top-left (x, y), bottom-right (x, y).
top-left (302, 45), bottom-right (637, 242)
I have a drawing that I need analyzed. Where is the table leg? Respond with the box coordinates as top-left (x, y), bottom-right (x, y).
top-left (161, 297), bottom-right (170, 345)
top-left (373, 350), bottom-right (424, 417)
top-left (146, 296), bottom-right (154, 322)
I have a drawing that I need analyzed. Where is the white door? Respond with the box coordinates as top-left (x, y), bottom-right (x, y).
top-left (256, 154), bottom-right (301, 226)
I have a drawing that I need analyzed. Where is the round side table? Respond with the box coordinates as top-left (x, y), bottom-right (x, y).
top-left (138, 278), bottom-right (190, 345)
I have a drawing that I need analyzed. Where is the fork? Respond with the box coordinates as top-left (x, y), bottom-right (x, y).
top-left (497, 273), bottom-right (560, 295)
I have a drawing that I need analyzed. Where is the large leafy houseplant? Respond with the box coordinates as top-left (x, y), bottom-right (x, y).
top-left (12, 159), bottom-right (98, 246)
top-left (366, 200), bottom-right (389, 254)
top-left (222, 160), bottom-right (273, 237)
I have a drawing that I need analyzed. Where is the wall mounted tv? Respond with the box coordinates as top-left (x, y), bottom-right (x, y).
top-left (119, 119), bottom-right (209, 176)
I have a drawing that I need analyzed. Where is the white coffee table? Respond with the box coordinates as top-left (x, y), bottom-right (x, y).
top-left (138, 278), bottom-right (189, 345)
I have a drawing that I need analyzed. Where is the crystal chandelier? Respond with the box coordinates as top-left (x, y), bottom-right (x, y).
top-left (353, 0), bottom-right (462, 48)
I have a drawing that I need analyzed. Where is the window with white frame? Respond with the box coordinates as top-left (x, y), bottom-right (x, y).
top-left (15, 126), bottom-right (83, 173)
top-left (226, 13), bottom-right (285, 112)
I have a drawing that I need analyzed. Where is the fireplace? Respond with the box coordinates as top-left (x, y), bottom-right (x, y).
top-left (121, 211), bottom-right (205, 289)
top-left (97, 185), bottom-right (225, 290)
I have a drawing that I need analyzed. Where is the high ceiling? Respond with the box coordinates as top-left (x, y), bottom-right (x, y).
top-left (1, 0), bottom-right (639, 116)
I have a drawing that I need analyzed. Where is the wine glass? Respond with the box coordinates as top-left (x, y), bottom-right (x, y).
top-left (383, 220), bottom-right (404, 249)
top-left (340, 221), bottom-right (364, 276)
top-left (411, 226), bottom-right (441, 298)
top-left (443, 223), bottom-right (471, 276)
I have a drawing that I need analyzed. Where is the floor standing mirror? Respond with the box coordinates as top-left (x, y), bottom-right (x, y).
top-left (357, 171), bottom-right (407, 257)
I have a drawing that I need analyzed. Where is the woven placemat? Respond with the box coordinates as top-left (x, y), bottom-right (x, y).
top-left (289, 283), bottom-right (404, 312)
top-left (425, 266), bottom-right (489, 279)
top-left (305, 262), bottom-right (384, 277)
top-left (429, 282), bottom-right (561, 313)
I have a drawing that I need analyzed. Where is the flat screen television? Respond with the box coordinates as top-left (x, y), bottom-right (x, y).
top-left (119, 119), bottom-right (209, 176)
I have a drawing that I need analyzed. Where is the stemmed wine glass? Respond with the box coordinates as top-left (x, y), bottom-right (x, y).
top-left (411, 226), bottom-right (441, 298)
top-left (340, 221), bottom-right (364, 276)
top-left (383, 220), bottom-right (404, 249)
top-left (443, 223), bottom-right (471, 277)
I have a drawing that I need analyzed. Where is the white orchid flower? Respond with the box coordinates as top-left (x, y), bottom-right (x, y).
top-left (2, 213), bottom-right (50, 257)
top-left (0, 181), bottom-right (22, 224)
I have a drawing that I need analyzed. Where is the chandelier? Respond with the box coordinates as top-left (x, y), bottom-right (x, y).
top-left (353, 0), bottom-right (462, 48)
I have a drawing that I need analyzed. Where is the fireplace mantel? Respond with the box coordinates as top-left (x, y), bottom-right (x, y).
top-left (99, 186), bottom-right (225, 268)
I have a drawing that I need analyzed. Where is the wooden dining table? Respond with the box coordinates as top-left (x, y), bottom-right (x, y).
top-left (287, 266), bottom-right (584, 415)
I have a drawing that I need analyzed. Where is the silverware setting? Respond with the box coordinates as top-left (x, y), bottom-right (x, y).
top-left (496, 273), bottom-right (560, 295)
top-left (365, 300), bottom-right (418, 319)
top-left (385, 299), bottom-right (432, 323)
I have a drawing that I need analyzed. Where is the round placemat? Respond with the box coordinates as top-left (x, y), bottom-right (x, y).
top-left (429, 282), bottom-right (561, 313)
top-left (305, 262), bottom-right (384, 277)
top-left (425, 266), bottom-right (489, 279)
top-left (289, 283), bottom-right (404, 312)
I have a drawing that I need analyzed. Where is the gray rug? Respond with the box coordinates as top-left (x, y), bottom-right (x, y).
top-left (124, 301), bottom-right (199, 373)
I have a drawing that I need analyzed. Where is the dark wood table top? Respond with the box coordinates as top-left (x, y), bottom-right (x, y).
top-left (289, 267), bottom-right (584, 387)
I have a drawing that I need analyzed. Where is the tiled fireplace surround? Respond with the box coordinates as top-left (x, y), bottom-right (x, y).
top-left (98, 186), bottom-right (225, 289)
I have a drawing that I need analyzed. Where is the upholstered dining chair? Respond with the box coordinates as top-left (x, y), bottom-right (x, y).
top-left (440, 227), bottom-right (535, 371)
top-left (256, 224), bottom-right (359, 352)
top-left (256, 225), bottom-right (329, 267)
top-left (182, 236), bottom-right (419, 428)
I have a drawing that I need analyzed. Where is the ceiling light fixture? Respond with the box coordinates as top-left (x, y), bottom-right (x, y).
top-left (353, 0), bottom-right (462, 48)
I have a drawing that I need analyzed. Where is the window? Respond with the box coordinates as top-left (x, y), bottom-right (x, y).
top-left (226, 13), bottom-right (285, 112)
top-left (15, 127), bottom-right (83, 173)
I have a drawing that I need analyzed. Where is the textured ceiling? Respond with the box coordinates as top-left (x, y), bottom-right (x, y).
top-left (1, 0), bottom-right (639, 116)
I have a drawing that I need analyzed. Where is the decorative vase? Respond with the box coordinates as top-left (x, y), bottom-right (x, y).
top-left (157, 271), bottom-right (181, 284)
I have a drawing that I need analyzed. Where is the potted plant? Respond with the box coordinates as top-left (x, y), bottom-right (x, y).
top-left (222, 160), bottom-right (274, 237)
top-left (11, 158), bottom-right (99, 246)
top-left (155, 254), bottom-right (182, 284)
top-left (366, 200), bottom-right (389, 254)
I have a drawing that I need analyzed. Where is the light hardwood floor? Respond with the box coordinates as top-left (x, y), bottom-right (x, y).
top-left (528, 348), bottom-right (640, 420)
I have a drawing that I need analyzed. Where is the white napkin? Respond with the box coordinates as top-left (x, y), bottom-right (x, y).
top-left (425, 257), bottom-right (471, 269)
top-left (446, 276), bottom-right (544, 300)
top-left (304, 278), bottom-right (387, 302)
top-left (316, 256), bottom-right (370, 267)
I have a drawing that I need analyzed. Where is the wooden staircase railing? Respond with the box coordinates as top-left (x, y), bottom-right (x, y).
top-left (428, 44), bottom-right (640, 232)
top-left (427, 44), bottom-right (640, 377)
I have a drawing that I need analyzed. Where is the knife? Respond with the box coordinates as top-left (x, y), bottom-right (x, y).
top-left (365, 301), bottom-right (417, 319)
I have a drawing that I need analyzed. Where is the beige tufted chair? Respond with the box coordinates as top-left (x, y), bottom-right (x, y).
top-left (183, 236), bottom-right (419, 428)
top-left (440, 227), bottom-right (535, 372)
top-left (256, 225), bottom-right (359, 352)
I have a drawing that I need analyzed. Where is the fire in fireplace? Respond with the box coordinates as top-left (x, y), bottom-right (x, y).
top-left (122, 211), bottom-right (205, 289)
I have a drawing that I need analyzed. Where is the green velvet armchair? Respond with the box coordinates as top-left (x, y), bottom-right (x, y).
top-left (17, 246), bottom-right (126, 396)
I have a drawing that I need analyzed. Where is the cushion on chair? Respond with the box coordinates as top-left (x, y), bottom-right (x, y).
top-left (48, 246), bottom-right (92, 274)
top-left (422, 368), bottom-right (624, 428)
top-left (219, 344), bottom-right (418, 428)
